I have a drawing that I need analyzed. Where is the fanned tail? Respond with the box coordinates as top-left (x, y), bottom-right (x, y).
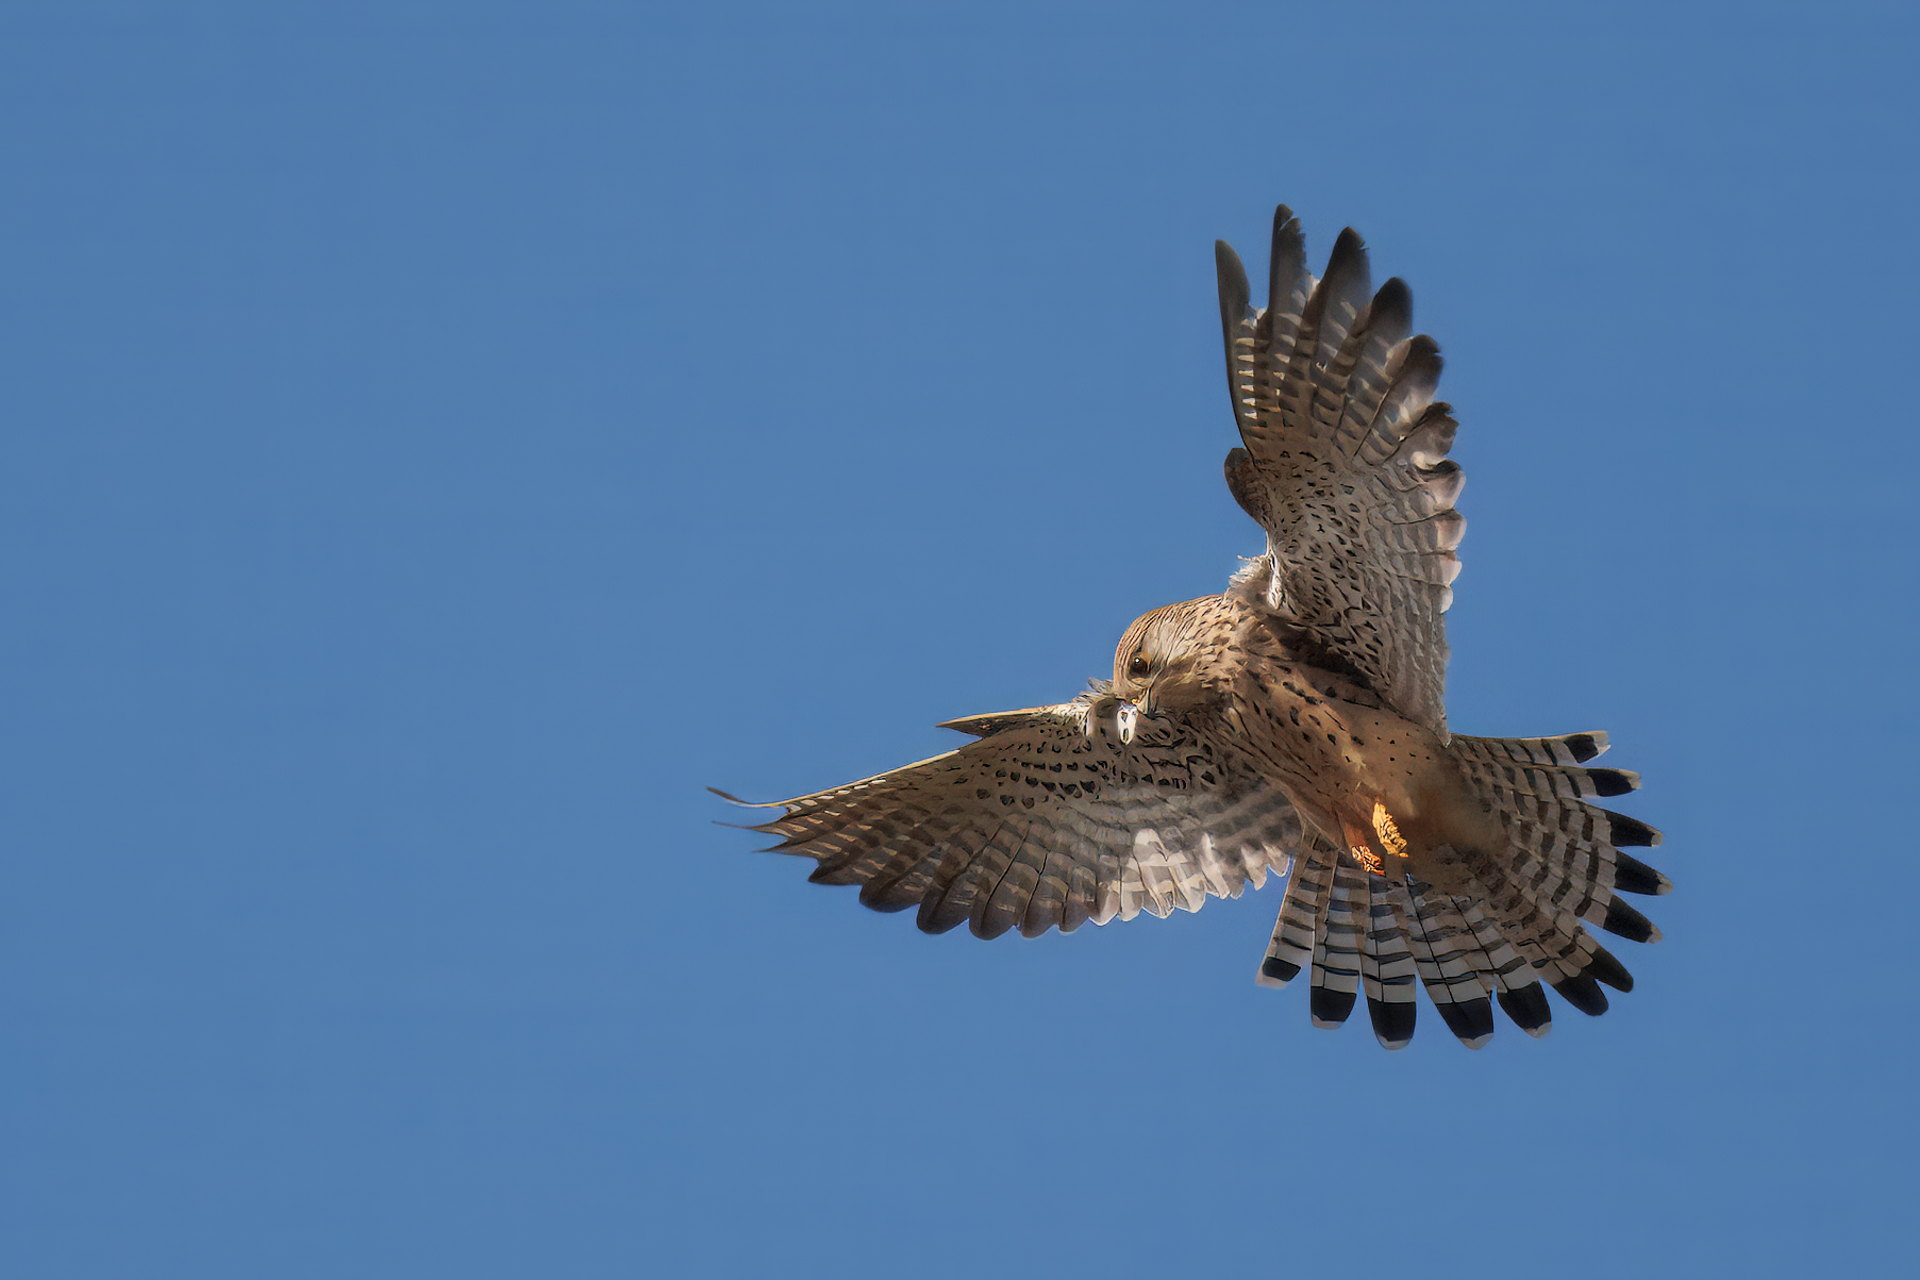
top-left (1445, 731), bottom-right (1668, 1037)
top-left (1253, 730), bottom-right (1666, 1048)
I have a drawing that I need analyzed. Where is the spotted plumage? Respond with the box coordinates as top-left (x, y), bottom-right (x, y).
top-left (717, 204), bottom-right (1666, 1048)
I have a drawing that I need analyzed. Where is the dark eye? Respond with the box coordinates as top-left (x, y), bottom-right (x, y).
top-left (1127, 652), bottom-right (1151, 679)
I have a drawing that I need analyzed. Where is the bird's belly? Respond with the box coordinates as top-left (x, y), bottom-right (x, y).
top-left (1230, 671), bottom-right (1487, 883)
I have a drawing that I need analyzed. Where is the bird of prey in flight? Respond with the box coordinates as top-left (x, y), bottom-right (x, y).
top-left (716, 204), bottom-right (1666, 1049)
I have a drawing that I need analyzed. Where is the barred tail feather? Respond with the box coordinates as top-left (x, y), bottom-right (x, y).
top-left (1448, 732), bottom-right (1669, 1030)
top-left (1258, 840), bottom-right (1336, 988)
top-left (1310, 856), bottom-right (1368, 1027)
top-left (1392, 881), bottom-right (1495, 1048)
top-left (1361, 874), bottom-right (1420, 1049)
top-left (1459, 899), bottom-right (1553, 1036)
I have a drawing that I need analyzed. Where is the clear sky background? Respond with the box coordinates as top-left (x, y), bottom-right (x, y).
top-left (4, 2), bottom-right (1915, 1277)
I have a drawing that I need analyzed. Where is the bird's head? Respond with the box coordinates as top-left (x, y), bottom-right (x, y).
top-left (1111, 595), bottom-right (1241, 714)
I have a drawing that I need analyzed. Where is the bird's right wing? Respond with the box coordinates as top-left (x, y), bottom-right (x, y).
top-left (1215, 206), bottom-right (1466, 736)
top-left (715, 690), bottom-right (1304, 940)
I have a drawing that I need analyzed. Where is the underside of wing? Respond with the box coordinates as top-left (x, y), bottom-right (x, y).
top-left (1215, 206), bottom-right (1465, 735)
top-left (717, 690), bottom-right (1304, 940)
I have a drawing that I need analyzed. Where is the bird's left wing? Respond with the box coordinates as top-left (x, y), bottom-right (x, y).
top-left (1215, 207), bottom-right (1465, 736)
top-left (716, 690), bottom-right (1303, 939)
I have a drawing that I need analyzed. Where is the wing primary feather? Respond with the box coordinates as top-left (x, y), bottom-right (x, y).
top-left (1368, 277), bottom-right (1413, 340)
top-left (915, 821), bottom-right (1006, 935)
top-left (974, 818), bottom-right (1041, 940)
top-left (1216, 240), bottom-right (1252, 330)
top-left (1211, 209), bottom-right (1464, 736)
top-left (1266, 205), bottom-right (1307, 322)
top-left (1311, 227), bottom-right (1373, 374)
top-left (1215, 241), bottom-right (1255, 436)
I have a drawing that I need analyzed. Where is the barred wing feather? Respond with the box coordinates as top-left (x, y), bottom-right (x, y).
top-left (1215, 206), bottom-right (1465, 736)
top-left (716, 691), bottom-right (1303, 940)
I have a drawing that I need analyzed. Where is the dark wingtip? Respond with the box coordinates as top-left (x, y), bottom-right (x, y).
top-left (968, 909), bottom-right (1017, 942)
top-left (1313, 228), bottom-right (1373, 321)
top-left (1269, 205), bottom-right (1301, 258)
top-left (857, 876), bottom-right (919, 913)
top-left (1215, 240), bottom-right (1251, 314)
top-left (1497, 984), bottom-right (1554, 1037)
top-left (1369, 276), bottom-right (1413, 334)
top-left (1216, 240), bottom-right (1254, 422)
top-left (1400, 334), bottom-right (1445, 385)
top-left (916, 881), bottom-right (976, 935)
top-left (914, 906), bottom-right (968, 936)
top-left (1310, 985), bottom-right (1357, 1028)
top-left (1268, 206), bottom-right (1306, 310)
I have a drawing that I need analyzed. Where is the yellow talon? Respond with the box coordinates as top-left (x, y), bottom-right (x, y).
top-left (1372, 801), bottom-right (1409, 859)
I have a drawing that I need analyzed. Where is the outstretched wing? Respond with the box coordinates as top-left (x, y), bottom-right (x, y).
top-left (717, 691), bottom-right (1304, 940)
top-left (1215, 205), bottom-right (1465, 736)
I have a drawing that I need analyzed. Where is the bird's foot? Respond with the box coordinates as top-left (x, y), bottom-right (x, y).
top-left (1082, 696), bottom-right (1142, 744)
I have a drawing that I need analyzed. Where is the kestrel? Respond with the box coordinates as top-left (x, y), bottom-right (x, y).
top-left (717, 205), bottom-right (1666, 1049)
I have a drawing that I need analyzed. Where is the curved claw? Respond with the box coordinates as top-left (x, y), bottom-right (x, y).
top-left (1083, 694), bottom-right (1119, 740)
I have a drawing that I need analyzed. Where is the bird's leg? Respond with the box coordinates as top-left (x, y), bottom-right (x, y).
top-left (1081, 694), bottom-right (1141, 743)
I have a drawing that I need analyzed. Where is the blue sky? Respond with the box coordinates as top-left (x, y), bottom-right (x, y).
top-left (4, 2), bottom-right (1915, 1276)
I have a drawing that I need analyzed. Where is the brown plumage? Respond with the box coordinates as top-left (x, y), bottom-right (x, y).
top-left (716, 204), bottom-right (1666, 1049)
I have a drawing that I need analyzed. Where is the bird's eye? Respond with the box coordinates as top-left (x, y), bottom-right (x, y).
top-left (1127, 652), bottom-right (1151, 679)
